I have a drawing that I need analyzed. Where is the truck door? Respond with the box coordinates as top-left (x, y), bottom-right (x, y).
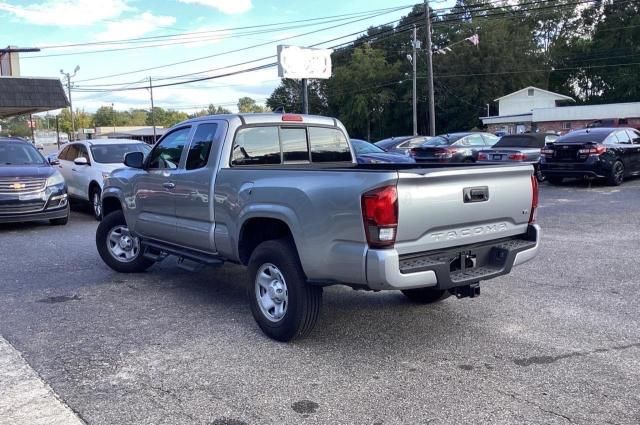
top-left (171, 121), bottom-right (226, 253)
top-left (132, 126), bottom-right (192, 244)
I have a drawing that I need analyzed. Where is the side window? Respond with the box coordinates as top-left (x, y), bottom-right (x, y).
top-left (147, 127), bottom-right (191, 169)
top-left (463, 134), bottom-right (485, 146)
top-left (231, 126), bottom-right (280, 165)
top-left (603, 133), bottom-right (619, 145)
top-left (628, 130), bottom-right (640, 145)
top-left (308, 127), bottom-right (351, 162)
top-left (482, 134), bottom-right (499, 146)
top-left (616, 131), bottom-right (631, 144)
top-left (64, 144), bottom-right (79, 160)
top-left (186, 123), bottom-right (218, 170)
top-left (281, 127), bottom-right (309, 163)
top-left (58, 146), bottom-right (70, 160)
top-left (77, 144), bottom-right (90, 162)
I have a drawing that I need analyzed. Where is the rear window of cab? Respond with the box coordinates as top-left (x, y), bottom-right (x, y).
top-left (231, 126), bottom-right (352, 166)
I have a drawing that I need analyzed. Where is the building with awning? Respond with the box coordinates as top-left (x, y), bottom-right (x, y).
top-left (0, 76), bottom-right (69, 118)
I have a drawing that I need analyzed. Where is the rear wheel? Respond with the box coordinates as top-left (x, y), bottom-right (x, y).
top-left (535, 166), bottom-right (546, 182)
top-left (90, 186), bottom-right (102, 221)
top-left (96, 210), bottom-right (153, 273)
top-left (607, 160), bottom-right (624, 186)
top-left (248, 239), bottom-right (322, 342)
top-left (402, 287), bottom-right (450, 304)
top-left (547, 176), bottom-right (564, 185)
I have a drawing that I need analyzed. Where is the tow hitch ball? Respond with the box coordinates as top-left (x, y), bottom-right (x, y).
top-left (452, 282), bottom-right (481, 299)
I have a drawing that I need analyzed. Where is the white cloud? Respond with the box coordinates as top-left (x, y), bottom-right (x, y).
top-left (95, 12), bottom-right (176, 41)
top-left (177, 0), bottom-right (252, 15)
top-left (0, 0), bottom-right (130, 26)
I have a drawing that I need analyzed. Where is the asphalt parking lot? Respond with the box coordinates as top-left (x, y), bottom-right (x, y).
top-left (1, 179), bottom-right (639, 425)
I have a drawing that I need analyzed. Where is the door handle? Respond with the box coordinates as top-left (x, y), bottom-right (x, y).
top-left (163, 182), bottom-right (176, 189)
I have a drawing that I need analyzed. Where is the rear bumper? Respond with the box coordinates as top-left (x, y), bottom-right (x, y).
top-left (540, 159), bottom-right (609, 178)
top-left (365, 224), bottom-right (541, 290)
top-left (0, 204), bottom-right (69, 224)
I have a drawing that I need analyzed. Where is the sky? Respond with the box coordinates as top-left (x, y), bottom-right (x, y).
top-left (0, 0), bottom-right (450, 114)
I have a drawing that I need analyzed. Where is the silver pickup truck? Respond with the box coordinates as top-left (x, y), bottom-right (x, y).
top-left (96, 113), bottom-right (540, 341)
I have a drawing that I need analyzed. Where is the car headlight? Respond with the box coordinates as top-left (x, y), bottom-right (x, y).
top-left (46, 171), bottom-right (65, 187)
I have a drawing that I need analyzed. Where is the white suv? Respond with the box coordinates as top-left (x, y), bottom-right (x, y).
top-left (53, 139), bottom-right (151, 219)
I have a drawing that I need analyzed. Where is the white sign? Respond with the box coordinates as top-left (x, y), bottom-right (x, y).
top-left (83, 128), bottom-right (96, 134)
top-left (277, 45), bottom-right (332, 80)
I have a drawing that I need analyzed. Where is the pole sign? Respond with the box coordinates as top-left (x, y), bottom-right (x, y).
top-left (277, 45), bottom-right (332, 79)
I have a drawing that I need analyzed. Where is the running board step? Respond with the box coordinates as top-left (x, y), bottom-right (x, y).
top-left (141, 240), bottom-right (223, 267)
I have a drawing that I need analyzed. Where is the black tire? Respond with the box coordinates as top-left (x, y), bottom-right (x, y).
top-left (247, 239), bottom-right (322, 342)
top-left (90, 186), bottom-right (102, 221)
top-left (607, 160), bottom-right (624, 186)
top-left (547, 176), bottom-right (564, 185)
top-left (96, 210), bottom-right (153, 273)
top-left (463, 158), bottom-right (474, 164)
top-left (535, 166), bottom-right (546, 182)
top-left (402, 287), bottom-right (451, 304)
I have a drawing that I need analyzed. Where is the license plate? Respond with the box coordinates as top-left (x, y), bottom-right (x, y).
top-left (492, 154), bottom-right (502, 160)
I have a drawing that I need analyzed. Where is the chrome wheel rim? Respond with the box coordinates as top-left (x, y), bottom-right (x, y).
top-left (107, 225), bottom-right (140, 263)
top-left (93, 192), bottom-right (102, 218)
top-left (614, 162), bottom-right (624, 184)
top-left (255, 263), bottom-right (288, 322)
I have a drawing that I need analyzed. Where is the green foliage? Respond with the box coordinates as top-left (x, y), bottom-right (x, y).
top-left (237, 97), bottom-right (268, 113)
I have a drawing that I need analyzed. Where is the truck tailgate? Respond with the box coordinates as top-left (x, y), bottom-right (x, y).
top-left (395, 164), bottom-right (534, 255)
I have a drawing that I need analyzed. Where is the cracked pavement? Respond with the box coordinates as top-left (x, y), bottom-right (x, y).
top-left (0, 179), bottom-right (639, 424)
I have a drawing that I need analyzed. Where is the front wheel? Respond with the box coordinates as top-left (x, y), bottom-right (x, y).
top-left (248, 239), bottom-right (322, 342)
top-left (607, 160), bottom-right (624, 186)
top-left (90, 187), bottom-right (102, 221)
top-left (402, 287), bottom-right (450, 303)
top-left (96, 210), bottom-right (153, 273)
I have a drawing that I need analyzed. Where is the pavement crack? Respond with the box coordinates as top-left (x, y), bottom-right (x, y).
top-left (496, 389), bottom-right (572, 423)
top-left (513, 342), bottom-right (640, 367)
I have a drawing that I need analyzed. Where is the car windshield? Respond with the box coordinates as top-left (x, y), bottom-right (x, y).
top-left (90, 143), bottom-right (151, 163)
top-left (421, 135), bottom-right (461, 147)
top-left (0, 143), bottom-right (46, 165)
top-left (351, 140), bottom-right (385, 154)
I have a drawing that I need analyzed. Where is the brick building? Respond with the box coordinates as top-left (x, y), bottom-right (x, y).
top-left (482, 87), bottom-right (640, 134)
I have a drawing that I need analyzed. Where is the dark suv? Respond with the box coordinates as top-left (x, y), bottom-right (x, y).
top-left (0, 138), bottom-right (69, 225)
top-left (540, 128), bottom-right (640, 185)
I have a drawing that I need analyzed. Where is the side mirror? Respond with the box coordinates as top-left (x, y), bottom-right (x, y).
top-left (124, 151), bottom-right (144, 169)
top-left (74, 157), bottom-right (89, 166)
top-left (48, 157), bottom-right (60, 166)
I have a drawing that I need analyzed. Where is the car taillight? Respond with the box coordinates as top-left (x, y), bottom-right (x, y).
top-left (361, 185), bottom-right (398, 249)
top-left (508, 153), bottom-right (526, 161)
top-left (529, 174), bottom-right (538, 224)
top-left (478, 152), bottom-right (488, 160)
top-left (578, 144), bottom-right (607, 155)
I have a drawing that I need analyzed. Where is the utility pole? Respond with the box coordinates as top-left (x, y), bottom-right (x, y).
top-left (55, 115), bottom-right (60, 149)
top-left (301, 78), bottom-right (309, 114)
top-left (29, 114), bottom-right (35, 144)
top-left (60, 65), bottom-right (80, 141)
top-left (424, 0), bottom-right (436, 136)
top-left (486, 103), bottom-right (490, 117)
top-left (149, 77), bottom-right (157, 143)
top-left (412, 25), bottom-right (418, 136)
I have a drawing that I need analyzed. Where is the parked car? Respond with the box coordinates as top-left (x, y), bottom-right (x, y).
top-left (54, 139), bottom-right (151, 220)
top-left (586, 118), bottom-right (639, 131)
top-left (0, 137), bottom-right (69, 225)
top-left (374, 135), bottom-right (431, 154)
top-left (351, 139), bottom-right (415, 164)
top-left (95, 113), bottom-right (540, 342)
top-left (540, 127), bottom-right (640, 185)
top-left (477, 133), bottom-right (559, 181)
top-left (409, 132), bottom-right (500, 163)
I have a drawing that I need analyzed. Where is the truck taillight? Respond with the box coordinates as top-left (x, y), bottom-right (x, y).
top-left (529, 174), bottom-right (538, 224)
top-left (508, 153), bottom-right (526, 161)
top-left (361, 185), bottom-right (398, 249)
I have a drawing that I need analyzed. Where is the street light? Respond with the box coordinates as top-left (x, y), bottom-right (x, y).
top-left (60, 65), bottom-right (80, 141)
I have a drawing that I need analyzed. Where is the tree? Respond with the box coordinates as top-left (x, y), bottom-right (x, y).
top-left (266, 79), bottom-right (327, 114)
top-left (237, 97), bottom-right (268, 113)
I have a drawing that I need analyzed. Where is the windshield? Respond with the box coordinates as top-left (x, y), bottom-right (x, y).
top-left (351, 140), bottom-right (385, 154)
top-left (0, 143), bottom-right (46, 165)
top-left (421, 135), bottom-right (459, 147)
top-left (90, 143), bottom-right (151, 164)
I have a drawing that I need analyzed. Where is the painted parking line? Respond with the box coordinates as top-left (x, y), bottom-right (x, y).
top-left (0, 336), bottom-right (84, 425)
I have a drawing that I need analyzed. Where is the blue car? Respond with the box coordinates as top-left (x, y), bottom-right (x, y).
top-left (351, 139), bottom-right (416, 164)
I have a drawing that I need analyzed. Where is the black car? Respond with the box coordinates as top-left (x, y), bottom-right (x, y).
top-left (374, 135), bottom-right (431, 154)
top-left (409, 132), bottom-right (499, 163)
top-left (350, 139), bottom-right (415, 164)
top-left (540, 128), bottom-right (640, 186)
top-left (0, 137), bottom-right (69, 225)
